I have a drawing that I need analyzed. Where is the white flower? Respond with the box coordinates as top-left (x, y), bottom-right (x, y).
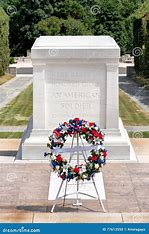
top-left (95, 164), bottom-right (99, 169)
top-left (82, 174), bottom-right (87, 179)
top-left (62, 126), bottom-right (68, 131)
top-left (55, 165), bottom-right (60, 171)
top-left (101, 156), bottom-right (104, 160)
top-left (80, 166), bottom-right (86, 173)
top-left (63, 165), bottom-right (68, 169)
top-left (50, 155), bottom-right (55, 160)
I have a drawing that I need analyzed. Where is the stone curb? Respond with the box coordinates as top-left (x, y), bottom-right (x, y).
top-left (0, 212), bottom-right (149, 223)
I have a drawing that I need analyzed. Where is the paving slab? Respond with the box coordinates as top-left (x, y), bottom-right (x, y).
top-left (0, 156), bottom-right (15, 163)
top-left (0, 162), bottom-right (148, 215)
top-left (0, 213), bottom-right (33, 223)
top-left (0, 164), bottom-right (50, 209)
top-left (103, 163), bottom-right (149, 213)
top-left (0, 139), bottom-right (20, 151)
top-left (137, 155), bottom-right (149, 163)
top-left (1, 211), bottom-right (149, 223)
top-left (131, 139), bottom-right (149, 156)
top-left (33, 212), bottom-right (122, 223)
top-left (122, 213), bottom-right (149, 223)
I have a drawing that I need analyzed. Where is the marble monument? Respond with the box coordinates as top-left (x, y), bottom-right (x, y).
top-left (21, 36), bottom-right (135, 160)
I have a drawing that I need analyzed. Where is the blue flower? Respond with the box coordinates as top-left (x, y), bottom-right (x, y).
top-left (97, 158), bottom-right (103, 164)
top-left (51, 160), bottom-right (57, 169)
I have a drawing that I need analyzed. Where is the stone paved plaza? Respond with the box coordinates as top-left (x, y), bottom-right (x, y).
top-left (0, 139), bottom-right (149, 223)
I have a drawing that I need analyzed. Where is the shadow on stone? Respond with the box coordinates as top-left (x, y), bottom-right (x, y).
top-left (0, 150), bottom-right (17, 156)
top-left (46, 199), bottom-right (107, 213)
top-left (16, 205), bottom-right (48, 212)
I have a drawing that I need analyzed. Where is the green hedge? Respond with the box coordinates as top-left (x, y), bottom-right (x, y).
top-left (133, 1), bottom-right (149, 79)
top-left (0, 7), bottom-right (9, 76)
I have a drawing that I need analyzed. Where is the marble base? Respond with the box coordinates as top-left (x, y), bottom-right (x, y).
top-left (48, 172), bottom-right (106, 200)
top-left (21, 118), bottom-right (135, 161)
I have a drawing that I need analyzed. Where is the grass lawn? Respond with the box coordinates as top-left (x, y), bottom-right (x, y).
top-left (0, 73), bottom-right (14, 85)
top-left (119, 90), bottom-right (149, 126)
top-left (0, 84), bottom-right (148, 126)
top-left (0, 84), bottom-right (33, 125)
top-left (0, 132), bottom-right (23, 138)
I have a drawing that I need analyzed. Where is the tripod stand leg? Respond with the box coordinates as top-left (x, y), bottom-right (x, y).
top-left (63, 180), bottom-right (68, 207)
top-left (73, 180), bottom-right (82, 206)
top-left (63, 135), bottom-right (75, 206)
top-left (80, 135), bottom-right (106, 212)
top-left (51, 179), bottom-right (64, 213)
top-left (73, 134), bottom-right (82, 206)
top-left (92, 176), bottom-right (106, 213)
top-left (79, 136), bottom-right (88, 162)
top-left (51, 136), bottom-right (75, 212)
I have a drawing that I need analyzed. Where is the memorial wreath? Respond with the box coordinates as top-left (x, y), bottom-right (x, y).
top-left (44, 117), bottom-right (107, 181)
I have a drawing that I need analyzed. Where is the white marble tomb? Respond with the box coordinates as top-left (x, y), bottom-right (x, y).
top-left (21, 36), bottom-right (135, 160)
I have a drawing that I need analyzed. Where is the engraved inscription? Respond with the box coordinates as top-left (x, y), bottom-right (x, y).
top-left (49, 91), bottom-right (99, 100)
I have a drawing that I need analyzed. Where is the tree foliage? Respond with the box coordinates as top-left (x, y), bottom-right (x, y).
top-left (0, 0), bottom-right (146, 56)
top-left (133, 0), bottom-right (149, 78)
top-left (0, 6), bottom-right (9, 76)
top-left (37, 16), bottom-right (92, 35)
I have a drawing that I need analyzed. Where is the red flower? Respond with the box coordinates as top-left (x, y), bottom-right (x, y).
top-left (103, 151), bottom-right (107, 157)
top-left (91, 129), bottom-right (98, 138)
top-left (98, 133), bottom-right (103, 139)
top-left (74, 166), bottom-right (79, 174)
top-left (82, 127), bottom-right (87, 133)
top-left (74, 117), bottom-right (80, 122)
top-left (89, 122), bottom-right (94, 127)
top-left (56, 154), bottom-right (62, 162)
top-left (89, 136), bottom-right (94, 141)
top-left (53, 129), bottom-right (61, 139)
top-left (91, 155), bottom-right (98, 162)
top-left (60, 173), bottom-right (66, 180)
